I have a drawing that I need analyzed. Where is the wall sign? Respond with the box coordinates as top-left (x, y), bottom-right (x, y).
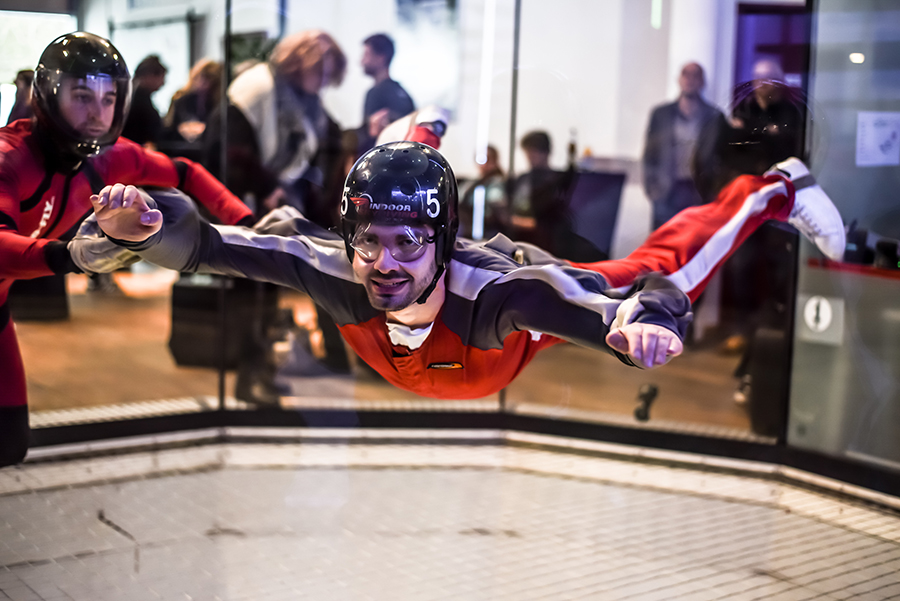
top-left (797, 294), bottom-right (844, 346)
top-left (856, 111), bottom-right (900, 167)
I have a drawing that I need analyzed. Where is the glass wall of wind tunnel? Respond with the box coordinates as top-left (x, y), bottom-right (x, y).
top-left (203, 0), bottom-right (517, 412)
top-left (503, 0), bottom-right (809, 441)
top-left (4, 1), bottom-right (225, 427)
top-left (788, 0), bottom-right (900, 473)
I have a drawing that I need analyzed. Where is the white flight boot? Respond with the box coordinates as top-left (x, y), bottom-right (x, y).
top-left (765, 157), bottom-right (846, 261)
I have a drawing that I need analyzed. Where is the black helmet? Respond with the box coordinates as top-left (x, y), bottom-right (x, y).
top-left (340, 141), bottom-right (459, 268)
top-left (32, 32), bottom-right (131, 160)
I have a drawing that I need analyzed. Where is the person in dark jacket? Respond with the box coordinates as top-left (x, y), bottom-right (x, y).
top-left (642, 62), bottom-right (724, 230)
top-left (121, 55), bottom-right (167, 149)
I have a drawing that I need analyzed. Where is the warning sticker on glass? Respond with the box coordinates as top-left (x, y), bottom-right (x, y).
top-left (856, 111), bottom-right (900, 167)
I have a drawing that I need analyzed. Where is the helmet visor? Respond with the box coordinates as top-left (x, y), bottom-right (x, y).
top-left (350, 223), bottom-right (436, 262)
top-left (56, 74), bottom-right (120, 140)
top-left (34, 68), bottom-right (131, 158)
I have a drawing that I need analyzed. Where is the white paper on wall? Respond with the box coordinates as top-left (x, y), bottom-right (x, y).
top-left (856, 111), bottom-right (900, 167)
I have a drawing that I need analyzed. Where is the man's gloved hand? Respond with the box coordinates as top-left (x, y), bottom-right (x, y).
top-left (67, 215), bottom-right (141, 274)
top-left (606, 322), bottom-right (684, 369)
top-left (90, 184), bottom-right (163, 242)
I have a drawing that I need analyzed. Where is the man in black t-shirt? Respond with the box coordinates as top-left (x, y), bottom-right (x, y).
top-left (357, 33), bottom-right (415, 155)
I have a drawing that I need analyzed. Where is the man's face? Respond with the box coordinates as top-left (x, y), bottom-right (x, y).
top-left (296, 55), bottom-right (335, 95)
top-left (57, 75), bottom-right (117, 139)
top-left (145, 72), bottom-right (166, 93)
top-left (679, 63), bottom-right (705, 97)
top-left (477, 149), bottom-right (499, 177)
top-left (752, 60), bottom-right (785, 100)
top-left (361, 45), bottom-right (385, 77)
top-left (524, 147), bottom-right (549, 170)
top-left (351, 223), bottom-right (438, 312)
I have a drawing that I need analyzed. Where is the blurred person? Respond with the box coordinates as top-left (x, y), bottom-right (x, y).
top-left (508, 130), bottom-right (564, 245)
top-left (694, 60), bottom-right (808, 357)
top-left (203, 30), bottom-right (350, 398)
top-left (694, 59), bottom-right (807, 203)
top-left (163, 58), bottom-right (222, 144)
top-left (458, 144), bottom-right (508, 239)
top-left (642, 62), bottom-right (724, 230)
top-left (0, 32), bottom-right (254, 468)
top-left (121, 55), bottom-right (167, 149)
top-left (205, 30), bottom-right (346, 224)
top-left (6, 70), bottom-right (34, 124)
top-left (357, 33), bottom-right (415, 155)
top-left (731, 59), bottom-right (805, 171)
top-left (73, 135), bottom-right (845, 409)
top-left (508, 131), bottom-right (602, 261)
top-left (233, 59), bottom-right (261, 80)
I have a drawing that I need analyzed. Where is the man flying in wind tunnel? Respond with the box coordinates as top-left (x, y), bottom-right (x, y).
top-left (71, 136), bottom-right (845, 402)
top-left (0, 32), bottom-right (256, 468)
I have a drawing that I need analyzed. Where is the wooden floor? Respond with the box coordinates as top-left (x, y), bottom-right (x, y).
top-left (14, 271), bottom-right (751, 435)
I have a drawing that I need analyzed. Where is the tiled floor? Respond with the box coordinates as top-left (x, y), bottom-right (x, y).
top-left (1, 437), bottom-right (898, 600)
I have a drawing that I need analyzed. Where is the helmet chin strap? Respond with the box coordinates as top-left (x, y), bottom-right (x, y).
top-left (415, 264), bottom-right (445, 305)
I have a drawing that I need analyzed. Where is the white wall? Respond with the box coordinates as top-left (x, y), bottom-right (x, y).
top-left (0, 9), bottom-right (78, 123)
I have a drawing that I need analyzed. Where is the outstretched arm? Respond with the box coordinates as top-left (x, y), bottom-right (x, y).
top-left (473, 255), bottom-right (692, 369)
top-left (73, 185), bottom-right (364, 318)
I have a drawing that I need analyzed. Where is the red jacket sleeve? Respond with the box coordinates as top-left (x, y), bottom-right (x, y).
top-left (0, 139), bottom-right (59, 281)
top-left (99, 139), bottom-right (253, 226)
top-left (0, 223), bottom-right (59, 281)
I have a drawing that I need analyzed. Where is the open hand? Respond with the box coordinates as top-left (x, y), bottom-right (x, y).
top-left (605, 323), bottom-right (683, 369)
top-left (90, 184), bottom-right (163, 242)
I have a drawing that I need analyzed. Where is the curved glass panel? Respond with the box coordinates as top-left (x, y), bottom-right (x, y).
top-left (789, 0), bottom-right (900, 472)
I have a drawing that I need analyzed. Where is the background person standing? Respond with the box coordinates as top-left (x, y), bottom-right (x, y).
top-left (642, 62), bottom-right (724, 230)
top-left (357, 33), bottom-right (415, 155)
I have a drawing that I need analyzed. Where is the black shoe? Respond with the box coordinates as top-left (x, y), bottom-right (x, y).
top-left (278, 332), bottom-right (348, 378)
top-left (0, 406), bottom-right (29, 468)
top-left (234, 368), bottom-right (285, 406)
top-left (87, 273), bottom-right (124, 295)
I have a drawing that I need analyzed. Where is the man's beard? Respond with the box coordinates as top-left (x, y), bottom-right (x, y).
top-left (365, 264), bottom-right (437, 312)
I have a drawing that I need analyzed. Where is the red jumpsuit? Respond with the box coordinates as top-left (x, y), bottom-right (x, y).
top-left (0, 119), bottom-right (254, 409)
